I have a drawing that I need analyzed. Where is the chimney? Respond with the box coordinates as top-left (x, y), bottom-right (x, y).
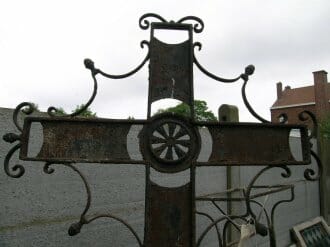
top-left (276, 82), bottom-right (283, 99)
top-left (284, 85), bottom-right (291, 90)
top-left (313, 70), bottom-right (329, 120)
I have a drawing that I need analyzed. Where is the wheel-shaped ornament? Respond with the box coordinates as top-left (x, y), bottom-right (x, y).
top-left (141, 114), bottom-right (200, 173)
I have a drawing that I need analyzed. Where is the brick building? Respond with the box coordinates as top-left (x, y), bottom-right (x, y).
top-left (270, 70), bottom-right (330, 126)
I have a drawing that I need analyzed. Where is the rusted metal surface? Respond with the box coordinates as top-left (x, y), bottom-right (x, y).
top-left (197, 122), bottom-right (310, 166)
top-left (147, 22), bottom-right (195, 118)
top-left (149, 37), bottom-right (192, 105)
top-left (145, 181), bottom-right (193, 246)
top-left (20, 117), bottom-right (146, 164)
top-left (2, 13), bottom-right (323, 247)
top-left (19, 116), bottom-right (310, 167)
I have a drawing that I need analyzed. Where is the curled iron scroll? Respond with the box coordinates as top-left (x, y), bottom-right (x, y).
top-left (193, 42), bottom-right (242, 83)
top-left (241, 71), bottom-right (271, 123)
top-left (297, 110), bottom-right (322, 181)
top-left (196, 211), bottom-right (222, 246)
top-left (47, 41), bottom-right (149, 118)
top-left (3, 102), bottom-right (36, 178)
top-left (13, 102), bottom-right (35, 132)
top-left (4, 144), bottom-right (24, 178)
top-left (139, 13), bottom-right (204, 33)
top-left (193, 41), bottom-right (270, 123)
top-left (42, 162), bottom-right (142, 246)
top-left (47, 60), bottom-right (98, 117)
top-left (196, 215), bottom-right (248, 246)
top-left (305, 150), bottom-right (322, 181)
top-left (177, 16), bottom-right (204, 33)
top-left (243, 165), bottom-right (292, 241)
top-left (95, 40), bottom-right (150, 79)
top-left (139, 13), bottom-right (168, 30)
top-left (298, 110), bottom-right (317, 139)
top-left (245, 165), bottom-right (292, 220)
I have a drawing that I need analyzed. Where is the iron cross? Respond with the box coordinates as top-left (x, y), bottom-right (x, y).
top-left (3, 14), bottom-right (312, 247)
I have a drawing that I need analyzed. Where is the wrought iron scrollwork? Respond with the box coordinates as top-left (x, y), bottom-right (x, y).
top-left (47, 59), bottom-right (98, 117)
top-left (297, 110), bottom-right (322, 181)
top-left (82, 214), bottom-right (143, 247)
top-left (196, 213), bottom-right (249, 247)
top-left (42, 162), bottom-right (143, 246)
top-left (195, 164), bottom-right (300, 246)
top-left (299, 110), bottom-right (318, 140)
top-left (241, 67), bottom-right (271, 123)
top-left (3, 102), bottom-right (36, 178)
top-left (305, 150), bottom-right (322, 181)
top-left (139, 13), bottom-right (168, 30)
top-left (193, 42), bottom-right (270, 123)
top-left (193, 42), bottom-right (242, 83)
top-left (47, 39), bottom-right (149, 118)
top-left (245, 165), bottom-right (291, 223)
top-left (196, 211), bottom-right (223, 246)
top-left (139, 13), bottom-right (204, 33)
top-left (13, 102), bottom-right (35, 131)
top-left (94, 41), bottom-right (150, 80)
top-left (177, 16), bottom-right (204, 33)
top-left (4, 144), bottom-right (24, 178)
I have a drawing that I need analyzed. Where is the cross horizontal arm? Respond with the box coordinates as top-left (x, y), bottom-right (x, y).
top-left (20, 117), bottom-right (147, 164)
top-left (19, 116), bottom-right (311, 167)
top-left (195, 122), bottom-right (311, 166)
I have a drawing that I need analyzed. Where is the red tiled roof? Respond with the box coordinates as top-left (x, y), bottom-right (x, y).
top-left (272, 84), bottom-right (330, 108)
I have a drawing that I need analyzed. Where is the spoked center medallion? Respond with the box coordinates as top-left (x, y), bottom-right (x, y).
top-left (151, 121), bottom-right (191, 162)
top-left (141, 114), bottom-right (200, 173)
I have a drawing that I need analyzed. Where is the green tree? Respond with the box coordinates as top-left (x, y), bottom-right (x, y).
top-left (30, 103), bottom-right (40, 112)
top-left (53, 104), bottom-right (97, 117)
top-left (155, 100), bottom-right (217, 121)
top-left (72, 104), bottom-right (97, 117)
top-left (320, 114), bottom-right (330, 137)
top-left (53, 107), bottom-right (66, 116)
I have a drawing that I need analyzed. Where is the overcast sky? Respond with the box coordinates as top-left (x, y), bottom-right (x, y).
top-left (1, 0), bottom-right (330, 121)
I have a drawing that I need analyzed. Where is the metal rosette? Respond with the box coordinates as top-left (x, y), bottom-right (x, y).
top-left (140, 113), bottom-right (201, 173)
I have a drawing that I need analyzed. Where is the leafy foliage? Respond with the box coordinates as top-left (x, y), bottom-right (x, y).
top-left (155, 100), bottom-right (217, 121)
top-left (320, 114), bottom-right (330, 137)
top-left (53, 107), bottom-right (66, 116)
top-left (72, 104), bottom-right (97, 117)
top-left (30, 103), bottom-right (40, 112)
top-left (54, 104), bottom-right (97, 117)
